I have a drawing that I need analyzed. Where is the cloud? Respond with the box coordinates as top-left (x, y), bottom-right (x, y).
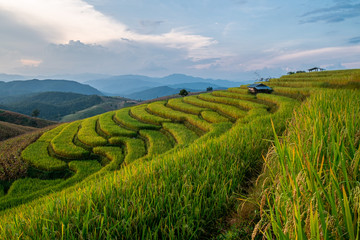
top-left (349, 36), bottom-right (360, 44)
top-left (0, 0), bottom-right (215, 51)
top-left (244, 45), bottom-right (360, 71)
top-left (20, 59), bottom-right (42, 67)
top-left (300, 3), bottom-right (360, 23)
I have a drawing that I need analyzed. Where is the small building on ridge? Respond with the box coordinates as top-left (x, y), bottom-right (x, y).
top-left (247, 83), bottom-right (273, 94)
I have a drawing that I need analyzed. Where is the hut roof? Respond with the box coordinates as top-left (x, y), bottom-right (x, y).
top-left (248, 83), bottom-right (272, 90)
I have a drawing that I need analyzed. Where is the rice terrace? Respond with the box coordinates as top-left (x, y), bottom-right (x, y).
top-left (0, 69), bottom-right (358, 239)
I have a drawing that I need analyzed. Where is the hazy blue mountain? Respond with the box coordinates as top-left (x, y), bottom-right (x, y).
top-left (167, 82), bottom-right (226, 91)
top-left (0, 92), bottom-right (104, 121)
top-left (0, 79), bottom-right (102, 97)
top-left (86, 75), bottom-right (162, 96)
top-left (0, 73), bottom-right (27, 81)
top-left (86, 74), bottom-right (241, 96)
top-left (125, 86), bottom-right (201, 101)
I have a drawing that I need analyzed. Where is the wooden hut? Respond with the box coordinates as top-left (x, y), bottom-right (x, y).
top-left (308, 67), bottom-right (325, 72)
top-left (247, 83), bottom-right (273, 94)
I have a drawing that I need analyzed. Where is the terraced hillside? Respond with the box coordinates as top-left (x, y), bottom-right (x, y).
top-left (0, 69), bottom-right (359, 239)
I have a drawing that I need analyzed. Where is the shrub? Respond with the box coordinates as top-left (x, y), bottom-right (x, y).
top-left (179, 89), bottom-right (189, 97)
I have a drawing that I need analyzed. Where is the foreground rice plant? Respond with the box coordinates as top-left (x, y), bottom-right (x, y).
top-left (0, 90), bottom-right (296, 239)
top-left (253, 89), bottom-right (360, 239)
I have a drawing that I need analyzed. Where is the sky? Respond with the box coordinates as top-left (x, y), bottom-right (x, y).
top-left (0, 0), bottom-right (359, 81)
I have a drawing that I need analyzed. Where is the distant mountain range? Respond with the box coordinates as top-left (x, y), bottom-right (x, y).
top-left (0, 79), bottom-right (102, 97)
top-left (0, 92), bottom-right (137, 121)
top-left (85, 74), bottom-right (244, 98)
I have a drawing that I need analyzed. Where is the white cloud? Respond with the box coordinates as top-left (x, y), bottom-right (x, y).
top-left (244, 45), bottom-right (360, 71)
top-left (0, 0), bottom-right (215, 51)
top-left (20, 59), bottom-right (42, 67)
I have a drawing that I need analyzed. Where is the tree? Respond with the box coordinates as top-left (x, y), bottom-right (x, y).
top-left (206, 87), bottom-right (213, 92)
top-left (179, 89), bottom-right (189, 97)
top-left (31, 109), bottom-right (40, 117)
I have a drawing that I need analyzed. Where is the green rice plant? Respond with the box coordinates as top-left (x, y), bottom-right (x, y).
top-left (114, 108), bottom-right (160, 131)
top-left (212, 90), bottom-right (255, 100)
top-left (51, 121), bottom-right (90, 159)
top-left (253, 89), bottom-right (360, 239)
top-left (6, 178), bottom-right (63, 198)
top-left (93, 146), bottom-right (124, 171)
top-left (0, 90), bottom-right (296, 239)
top-left (21, 141), bottom-right (67, 171)
top-left (20, 124), bottom-right (69, 171)
top-left (139, 130), bottom-right (173, 157)
top-left (98, 111), bottom-right (136, 137)
top-left (265, 81), bottom-right (325, 88)
top-left (200, 110), bottom-right (229, 123)
top-left (77, 117), bottom-right (107, 147)
top-left (38, 124), bottom-right (68, 142)
top-left (0, 185), bottom-right (4, 197)
top-left (183, 96), bottom-right (246, 119)
top-left (148, 101), bottom-right (213, 132)
top-left (109, 137), bottom-right (146, 164)
top-left (130, 104), bottom-right (171, 125)
top-left (0, 160), bottom-right (101, 211)
top-left (199, 93), bottom-right (267, 110)
top-left (227, 87), bottom-right (249, 94)
top-left (162, 123), bottom-right (198, 145)
top-left (167, 98), bottom-right (207, 115)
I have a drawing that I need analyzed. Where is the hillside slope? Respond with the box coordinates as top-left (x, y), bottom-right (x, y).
top-left (0, 69), bottom-right (359, 239)
top-left (0, 109), bottom-right (55, 128)
top-left (0, 121), bottom-right (37, 141)
top-left (0, 79), bottom-right (102, 97)
top-left (1, 92), bottom-right (137, 121)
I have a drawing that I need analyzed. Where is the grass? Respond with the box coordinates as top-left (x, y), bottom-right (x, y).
top-left (109, 137), bottom-right (147, 164)
top-left (114, 108), bottom-right (160, 131)
top-left (251, 89), bottom-right (360, 239)
top-left (50, 121), bottom-right (90, 159)
top-left (1, 69), bottom-right (359, 239)
top-left (93, 146), bottom-right (124, 170)
top-left (167, 98), bottom-right (207, 115)
top-left (77, 117), bottom-right (107, 147)
top-left (162, 122), bottom-right (199, 145)
top-left (201, 110), bottom-right (230, 123)
top-left (148, 101), bottom-right (213, 132)
top-left (139, 129), bottom-right (174, 157)
top-left (21, 141), bottom-right (67, 171)
top-left (199, 92), bottom-right (268, 110)
top-left (98, 111), bottom-right (136, 137)
top-left (0, 160), bottom-right (101, 211)
top-left (0, 89), bottom-right (296, 239)
top-left (130, 104), bottom-right (171, 125)
top-left (183, 96), bottom-right (246, 120)
top-left (211, 90), bottom-right (255, 100)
